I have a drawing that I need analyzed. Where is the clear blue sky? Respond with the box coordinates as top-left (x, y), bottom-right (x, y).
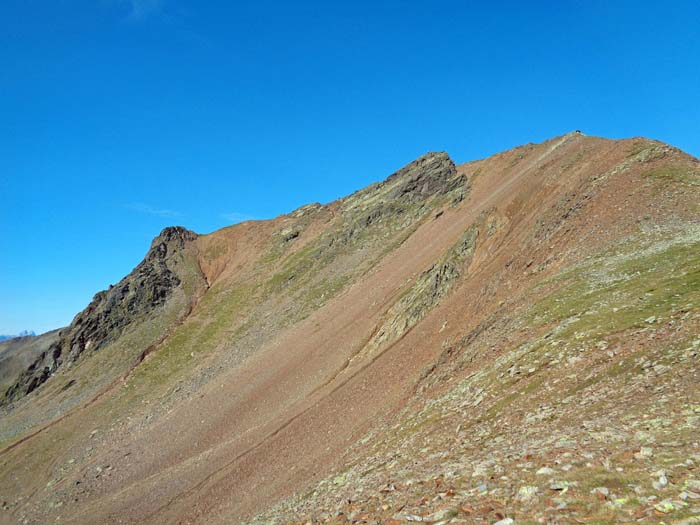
top-left (1, 1), bottom-right (699, 334)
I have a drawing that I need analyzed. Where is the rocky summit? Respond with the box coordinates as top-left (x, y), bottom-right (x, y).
top-left (1, 132), bottom-right (699, 524)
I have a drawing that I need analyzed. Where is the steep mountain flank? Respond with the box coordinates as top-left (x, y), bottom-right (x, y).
top-left (1, 133), bottom-right (699, 525)
top-left (3, 227), bottom-right (199, 406)
top-left (0, 226), bottom-right (207, 440)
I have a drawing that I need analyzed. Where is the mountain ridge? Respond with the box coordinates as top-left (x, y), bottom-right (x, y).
top-left (0, 331), bottom-right (36, 342)
top-left (1, 132), bottom-right (699, 524)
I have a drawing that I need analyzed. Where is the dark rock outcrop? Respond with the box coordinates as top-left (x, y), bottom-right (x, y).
top-left (330, 152), bottom-right (467, 249)
top-left (2, 227), bottom-right (198, 406)
top-left (386, 152), bottom-right (463, 201)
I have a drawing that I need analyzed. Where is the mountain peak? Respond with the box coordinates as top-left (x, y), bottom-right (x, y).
top-left (382, 150), bottom-right (461, 201)
top-left (151, 226), bottom-right (198, 249)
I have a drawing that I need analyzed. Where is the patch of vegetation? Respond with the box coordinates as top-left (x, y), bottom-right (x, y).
top-left (305, 274), bottom-right (351, 309)
top-left (572, 467), bottom-right (639, 493)
top-left (642, 165), bottom-right (700, 185)
top-left (626, 140), bottom-right (649, 158)
top-left (530, 230), bottom-right (700, 342)
top-left (127, 280), bottom-right (257, 389)
top-left (480, 376), bottom-right (544, 421)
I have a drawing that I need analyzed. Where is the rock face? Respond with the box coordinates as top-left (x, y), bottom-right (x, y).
top-left (362, 221), bottom-right (480, 357)
top-left (329, 151), bottom-right (466, 249)
top-left (2, 227), bottom-right (197, 405)
top-left (386, 151), bottom-right (463, 201)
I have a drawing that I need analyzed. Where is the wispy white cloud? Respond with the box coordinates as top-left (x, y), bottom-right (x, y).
top-left (126, 203), bottom-right (181, 218)
top-left (221, 212), bottom-right (257, 224)
top-left (112, 0), bottom-right (164, 21)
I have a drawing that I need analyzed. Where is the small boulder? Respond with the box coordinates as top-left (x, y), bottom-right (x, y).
top-left (494, 519), bottom-right (514, 525)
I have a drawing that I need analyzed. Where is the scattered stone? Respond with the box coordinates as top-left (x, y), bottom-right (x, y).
top-left (494, 519), bottom-right (514, 525)
top-left (425, 508), bottom-right (456, 521)
top-left (654, 473), bottom-right (669, 490)
top-left (654, 499), bottom-right (685, 513)
top-left (393, 513), bottom-right (424, 522)
top-left (609, 497), bottom-right (629, 509)
top-left (549, 481), bottom-right (570, 493)
top-left (686, 480), bottom-right (700, 492)
top-left (634, 447), bottom-right (653, 459)
top-left (673, 517), bottom-right (700, 525)
top-left (536, 467), bottom-right (555, 476)
top-left (280, 228), bottom-right (301, 242)
top-left (517, 486), bottom-right (539, 502)
top-left (591, 487), bottom-right (609, 499)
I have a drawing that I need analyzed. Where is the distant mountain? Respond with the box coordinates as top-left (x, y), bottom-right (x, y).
top-left (0, 330), bottom-right (35, 342)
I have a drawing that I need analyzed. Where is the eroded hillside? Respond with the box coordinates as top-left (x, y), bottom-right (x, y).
top-left (1, 132), bottom-right (698, 525)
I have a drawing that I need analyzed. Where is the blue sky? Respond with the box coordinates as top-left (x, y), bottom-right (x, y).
top-left (1, 1), bottom-right (699, 334)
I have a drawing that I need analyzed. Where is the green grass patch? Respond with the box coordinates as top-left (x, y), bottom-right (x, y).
top-left (572, 467), bottom-right (639, 493)
top-left (530, 233), bottom-right (700, 343)
top-left (642, 165), bottom-right (700, 185)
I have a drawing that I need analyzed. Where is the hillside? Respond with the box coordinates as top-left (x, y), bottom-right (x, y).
top-left (1, 132), bottom-right (699, 524)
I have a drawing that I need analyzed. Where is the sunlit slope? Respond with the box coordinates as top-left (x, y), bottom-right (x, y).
top-left (1, 132), bottom-right (698, 525)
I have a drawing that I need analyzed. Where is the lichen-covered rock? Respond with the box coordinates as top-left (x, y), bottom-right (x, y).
top-left (386, 152), bottom-right (463, 201)
top-left (361, 222), bottom-right (479, 357)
